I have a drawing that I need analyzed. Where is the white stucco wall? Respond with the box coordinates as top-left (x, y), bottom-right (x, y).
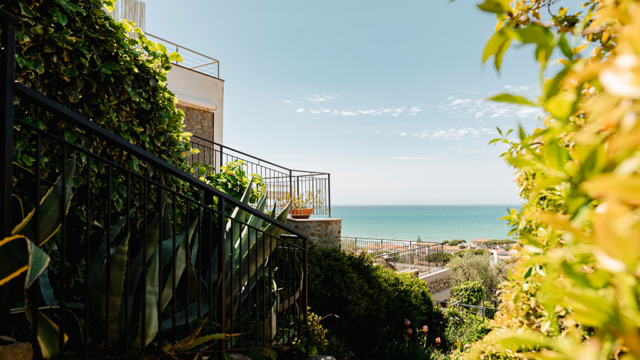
top-left (166, 65), bottom-right (224, 144)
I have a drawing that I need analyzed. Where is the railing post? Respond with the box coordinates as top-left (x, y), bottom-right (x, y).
top-left (218, 144), bottom-right (223, 174)
top-left (327, 173), bottom-right (331, 218)
top-left (0, 10), bottom-right (17, 337)
top-left (289, 170), bottom-right (292, 207)
top-left (218, 197), bottom-right (226, 357)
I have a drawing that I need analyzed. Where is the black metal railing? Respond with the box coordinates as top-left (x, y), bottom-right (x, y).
top-left (1, 10), bottom-right (307, 359)
top-left (340, 236), bottom-right (440, 255)
top-left (370, 243), bottom-right (446, 274)
top-left (189, 135), bottom-right (331, 217)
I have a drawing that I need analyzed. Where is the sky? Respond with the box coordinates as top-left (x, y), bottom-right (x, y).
top-left (143, 0), bottom-right (559, 205)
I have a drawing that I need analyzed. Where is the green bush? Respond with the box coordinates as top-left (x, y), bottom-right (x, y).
top-left (447, 252), bottom-right (507, 301)
top-left (425, 252), bottom-right (453, 264)
top-left (453, 249), bottom-right (491, 258)
top-left (450, 281), bottom-right (485, 306)
top-left (308, 245), bottom-right (445, 359)
top-left (442, 239), bottom-right (465, 246)
top-left (443, 306), bottom-right (490, 350)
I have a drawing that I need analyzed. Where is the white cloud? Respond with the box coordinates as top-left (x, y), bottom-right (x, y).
top-left (296, 108), bottom-right (305, 113)
top-left (382, 108), bottom-right (394, 113)
top-left (410, 126), bottom-right (484, 140)
top-left (449, 99), bottom-right (472, 106)
top-left (389, 156), bottom-right (442, 160)
top-left (341, 111), bottom-right (357, 116)
top-left (395, 108), bottom-right (403, 112)
top-left (343, 130), bottom-right (354, 133)
top-left (410, 106), bottom-right (421, 113)
top-left (399, 132), bottom-right (407, 136)
top-left (309, 109), bottom-right (322, 114)
top-left (304, 94), bottom-right (337, 102)
top-left (284, 100), bottom-right (292, 104)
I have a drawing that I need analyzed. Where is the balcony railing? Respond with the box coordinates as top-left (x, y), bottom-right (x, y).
top-left (146, 33), bottom-right (220, 79)
top-left (190, 135), bottom-right (332, 217)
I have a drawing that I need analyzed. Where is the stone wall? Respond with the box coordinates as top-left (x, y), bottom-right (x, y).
top-left (178, 104), bottom-right (214, 140)
top-left (286, 218), bottom-right (342, 249)
top-left (419, 268), bottom-right (451, 295)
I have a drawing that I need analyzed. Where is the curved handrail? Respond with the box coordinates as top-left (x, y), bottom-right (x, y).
top-left (191, 135), bottom-right (330, 175)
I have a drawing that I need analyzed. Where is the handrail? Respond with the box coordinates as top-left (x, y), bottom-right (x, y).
top-left (146, 33), bottom-right (220, 79)
top-left (192, 135), bottom-right (330, 175)
top-left (343, 236), bottom-right (439, 243)
top-left (371, 242), bottom-right (445, 258)
top-left (14, 83), bottom-right (307, 238)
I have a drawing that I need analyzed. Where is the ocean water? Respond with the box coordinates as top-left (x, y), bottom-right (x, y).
top-left (330, 205), bottom-right (519, 242)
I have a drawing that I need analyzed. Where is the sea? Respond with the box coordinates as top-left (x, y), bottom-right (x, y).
top-left (330, 205), bottom-right (519, 242)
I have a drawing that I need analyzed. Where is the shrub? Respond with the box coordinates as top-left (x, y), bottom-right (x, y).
top-left (443, 306), bottom-right (490, 350)
top-left (453, 249), bottom-right (491, 258)
top-left (308, 245), bottom-right (445, 358)
top-left (442, 239), bottom-right (465, 246)
top-left (425, 252), bottom-right (453, 264)
top-left (450, 281), bottom-right (485, 306)
top-left (447, 253), bottom-right (507, 301)
top-left (458, 0), bottom-right (640, 357)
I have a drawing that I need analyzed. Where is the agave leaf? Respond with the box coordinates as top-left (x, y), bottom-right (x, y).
top-left (176, 332), bottom-right (238, 352)
top-left (25, 300), bottom-right (68, 359)
top-left (89, 206), bottom-right (137, 284)
top-left (129, 247), bottom-right (160, 353)
top-left (13, 155), bottom-right (77, 246)
top-left (160, 219), bottom-right (198, 312)
top-left (0, 235), bottom-right (50, 288)
top-left (227, 202), bottom-right (290, 300)
top-left (124, 203), bottom-right (165, 327)
top-left (90, 232), bottom-right (130, 343)
top-left (226, 178), bottom-right (255, 271)
top-left (40, 266), bottom-right (58, 307)
top-left (251, 281), bottom-right (278, 341)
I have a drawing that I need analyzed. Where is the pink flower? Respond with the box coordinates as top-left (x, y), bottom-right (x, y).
top-left (407, 328), bottom-right (413, 335)
top-left (404, 319), bottom-right (410, 326)
top-left (435, 337), bottom-right (441, 346)
top-left (422, 325), bottom-right (428, 333)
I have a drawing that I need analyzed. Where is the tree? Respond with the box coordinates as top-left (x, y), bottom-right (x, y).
top-left (458, 0), bottom-right (640, 358)
top-left (447, 252), bottom-right (507, 301)
top-left (417, 235), bottom-right (422, 243)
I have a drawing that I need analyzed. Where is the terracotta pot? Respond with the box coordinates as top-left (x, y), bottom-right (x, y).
top-left (290, 208), bottom-right (313, 219)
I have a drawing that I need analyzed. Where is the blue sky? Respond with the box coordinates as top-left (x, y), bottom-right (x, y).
top-left (144, 0), bottom-right (554, 205)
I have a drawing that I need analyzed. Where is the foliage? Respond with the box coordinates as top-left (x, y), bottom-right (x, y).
top-left (452, 249), bottom-right (491, 258)
top-left (308, 246), bottom-right (445, 359)
top-left (443, 306), bottom-right (490, 352)
top-left (285, 312), bottom-right (353, 360)
top-left (457, 0), bottom-right (640, 357)
top-left (442, 239), bottom-right (465, 246)
top-left (379, 320), bottom-right (442, 360)
top-left (450, 281), bottom-right (485, 306)
top-left (425, 252), bottom-right (453, 264)
top-left (277, 189), bottom-right (324, 210)
top-left (417, 235), bottom-right (422, 243)
top-left (194, 159), bottom-right (266, 205)
top-left (447, 252), bottom-right (507, 301)
top-left (482, 239), bottom-right (515, 246)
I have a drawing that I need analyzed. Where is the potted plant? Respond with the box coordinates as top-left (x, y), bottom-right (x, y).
top-left (277, 189), bottom-right (324, 219)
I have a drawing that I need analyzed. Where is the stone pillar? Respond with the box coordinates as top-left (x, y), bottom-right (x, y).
top-left (286, 218), bottom-right (342, 249)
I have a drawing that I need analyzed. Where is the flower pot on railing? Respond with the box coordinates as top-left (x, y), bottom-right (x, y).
top-left (290, 208), bottom-right (313, 219)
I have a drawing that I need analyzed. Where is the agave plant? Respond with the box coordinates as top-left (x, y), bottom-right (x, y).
top-left (84, 176), bottom-right (302, 354)
top-left (0, 155), bottom-right (77, 359)
top-left (3, 153), bottom-right (304, 358)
